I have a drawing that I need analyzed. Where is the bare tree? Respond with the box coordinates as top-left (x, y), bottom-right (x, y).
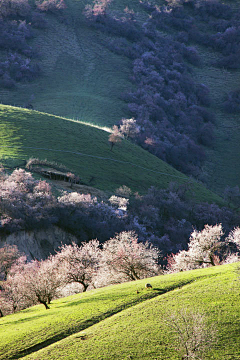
top-left (165, 309), bottom-right (216, 360)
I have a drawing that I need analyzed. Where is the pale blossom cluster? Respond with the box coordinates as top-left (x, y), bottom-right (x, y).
top-left (167, 224), bottom-right (240, 272)
top-left (0, 231), bottom-right (160, 315)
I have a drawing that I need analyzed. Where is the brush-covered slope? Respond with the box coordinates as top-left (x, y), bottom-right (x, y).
top-left (2, 0), bottom-right (240, 193)
top-left (0, 104), bottom-right (225, 203)
top-left (0, 263), bottom-right (239, 360)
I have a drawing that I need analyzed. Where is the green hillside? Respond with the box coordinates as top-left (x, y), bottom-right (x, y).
top-left (0, 104), bottom-right (225, 204)
top-left (1, 0), bottom-right (240, 193)
top-left (0, 263), bottom-right (239, 359)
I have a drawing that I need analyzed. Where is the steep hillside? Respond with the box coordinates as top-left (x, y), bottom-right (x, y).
top-left (1, 0), bottom-right (240, 192)
top-left (0, 263), bottom-right (239, 359)
top-left (0, 104), bottom-right (224, 204)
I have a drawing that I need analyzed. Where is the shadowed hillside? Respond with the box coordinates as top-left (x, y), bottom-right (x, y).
top-left (1, 0), bottom-right (240, 193)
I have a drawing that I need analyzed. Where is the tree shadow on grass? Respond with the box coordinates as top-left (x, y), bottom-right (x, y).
top-left (9, 277), bottom-right (212, 359)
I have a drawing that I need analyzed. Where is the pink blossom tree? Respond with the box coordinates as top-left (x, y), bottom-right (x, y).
top-left (0, 244), bottom-right (24, 280)
top-left (15, 257), bottom-right (63, 309)
top-left (96, 231), bottom-right (159, 286)
top-left (84, 0), bottom-right (112, 18)
top-left (108, 125), bottom-right (122, 151)
top-left (55, 240), bottom-right (101, 292)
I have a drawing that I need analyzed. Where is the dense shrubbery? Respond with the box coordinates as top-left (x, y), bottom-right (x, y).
top-left (84, 1), bottom-right (218, 177)
top-left (84, 0), bottom-right (240, 177)
top-left (0, 0), bottom-right (66, 88)
top-left (1, 168), bottom-right (239, 258)
top-left (0, 168), bottom-right (126, 242)
top-left (223, 89), bottom-right (240, 113)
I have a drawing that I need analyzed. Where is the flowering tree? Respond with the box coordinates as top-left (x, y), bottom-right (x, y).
top-left (1, 274), bottom-right (26, 313)
top-left (84, 0), bottom-right (112, 18)
top-left (227, 227), bottom-right (240, 249)
top-left (0, 244), bottom-right (24, 280)
top-left (97, 231), bottom-right (159, 286)
top-left (15, 257), bottom-right (63, 309)
top-left (0, 168), bottom-right (56, 233)
top-left (168, 224), bottom-right (224, 272)
top-left (108, 125), bottom-right (122, 151)
top-left (55, 241), bottom-right (101, 292)
top-left (119, 118), bottom-right (140, 140)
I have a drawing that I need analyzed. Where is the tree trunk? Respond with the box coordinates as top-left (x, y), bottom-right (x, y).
top-left (0, 308), bottom-right (3, 317)
top-left (82, 283), bottom-right (89, 292)
top-left (40, 300), bottom-right (50, 309)
top-left (209, 254), bottom-right (215, 266)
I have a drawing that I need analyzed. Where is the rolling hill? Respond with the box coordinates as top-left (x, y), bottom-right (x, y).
top-left (0, 104), bottom-right (225, 204)
top-left (0, 263), bottom-right (239, 359)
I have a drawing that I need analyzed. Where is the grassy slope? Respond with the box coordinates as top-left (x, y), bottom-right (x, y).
top-left (0, 0), bottom-right (137, 127)
top-left (0, 104), bottom-right (224, 203)
top-left (0, 263), bottom-right (239, 359)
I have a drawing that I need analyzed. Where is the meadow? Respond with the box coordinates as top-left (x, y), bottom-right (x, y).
top-left (0, 263), bottom-right (239, 359)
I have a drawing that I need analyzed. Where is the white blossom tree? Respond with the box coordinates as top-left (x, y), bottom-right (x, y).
top-left (227, 227), bottom-right (240, 249)
top-left (96, 231), bottom-right (159, 286)
top-left (55, 240), bottom-right (101, 292)
top-left (119, 118), bottom-right (140, 139)
top-left (168, 224), bottom-right (224, 272)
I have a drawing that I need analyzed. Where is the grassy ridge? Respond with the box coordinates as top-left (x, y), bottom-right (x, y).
top-left (0, 104), bottom-right (224, 203)
top-left (0, 264), bottom-right (239, 359)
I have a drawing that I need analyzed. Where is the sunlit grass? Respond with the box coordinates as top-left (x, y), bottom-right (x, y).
top-left (0, 264), bottom-right (239, 360)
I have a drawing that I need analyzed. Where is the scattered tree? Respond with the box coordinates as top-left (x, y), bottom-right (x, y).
top-left (108, 125), bottom-right (122, 151)
top-left (15, 257), bottom-right (63, 309)
top-left (119, 118), bottom-right (140, 140)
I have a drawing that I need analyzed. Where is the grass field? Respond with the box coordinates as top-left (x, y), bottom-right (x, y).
top-left (0, 263), bottom-right (239, 359)
top-left (0, 104), bottom-right (225, 203)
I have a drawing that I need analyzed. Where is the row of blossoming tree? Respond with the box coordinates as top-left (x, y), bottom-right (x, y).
top-left (0, 231), bottom-right (160, 315)
top-left (1, 224), bottom-right (240, 315)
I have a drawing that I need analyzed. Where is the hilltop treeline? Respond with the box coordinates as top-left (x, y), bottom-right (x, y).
top-left (0, 168), bottom-right (239, 257)
top-left (84, 0), bottom-right (240, 178)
